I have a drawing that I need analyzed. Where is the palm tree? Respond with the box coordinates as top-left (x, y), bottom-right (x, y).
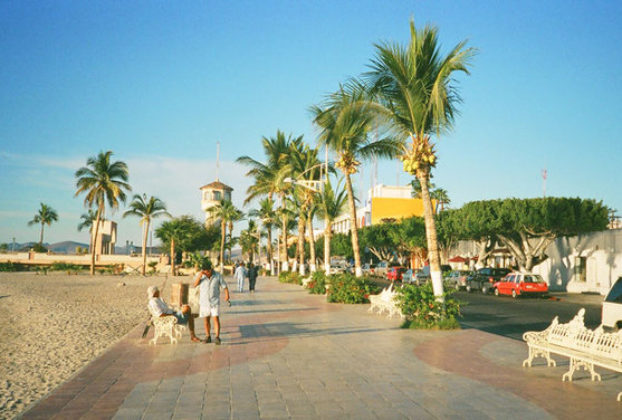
top-left (237, 131), bottom-right (301, 272)
top-left (239, 219), bottom-right (259, 262)
top-left (431, 188), bottom-right (451, 212)
top-left (316, 178), bottom-right (347, 274)
top-left (123, 194), bottom-right (171, 275)
top-left (365, 20), bottom-right (475, 298)
top-left (208, 200), bottom-right (242, 273)
top-left (28, 203), bottom-right (58, 246)
top-left (249, 197), bottom-right (277, 274)
top-left (311, 83), bottom-right (401, 276)
top-left (227, 207), bottom-right (244, 261)
top-left (77, 209), bottom-right (98, 253)
top-left (74, 151), bottom-right (131, 274)
top-left (155, 216), bottom-right (191, 276)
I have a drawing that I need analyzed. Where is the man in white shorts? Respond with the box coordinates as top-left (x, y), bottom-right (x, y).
top-left (193, 259), bottom-right (230, 345)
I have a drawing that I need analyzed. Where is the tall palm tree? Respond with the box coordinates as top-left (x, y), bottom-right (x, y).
top-left (28, 203), bottom-right (58, 246)
top-left (208, 199), bottom-right (242, 273)
top-left (123, 194), bottom-right (171, 275)
top-left (365, 19), bottom-right (475, 297)
top-left (75, 151), bottom-right (131, 274)
top-left (237, 131), bottom-right (301, 272)
top-left (311, 83), bottom-right (400, 276)
top-left (249, 197), bottom-right (277, 274)
top-left (290, 142), bottom-right (323, 276)
top-left (227, 207), bottom-right (244, 261)
top-left (77, 209), bottom-right (99, 253)
top-left (316, 178), bottom-right (347, 274)
top-left (239, 219), bottom-right (259, 262)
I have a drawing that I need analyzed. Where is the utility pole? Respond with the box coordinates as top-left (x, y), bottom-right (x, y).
top-left (541, 168), bottom-right (547, 198)
top-left (609, 209), bottom-right (620, 229)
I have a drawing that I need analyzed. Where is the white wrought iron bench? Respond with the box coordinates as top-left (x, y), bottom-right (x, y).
top-left (523, 308), bottom-right (622, 401)
top-left (149, 315), bottom-right (184, 345)
top-left (368, 284), bottom-right (403, 319)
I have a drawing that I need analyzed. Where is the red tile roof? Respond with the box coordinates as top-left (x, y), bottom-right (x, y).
top-left (199, 180), bottom-right (233, 191)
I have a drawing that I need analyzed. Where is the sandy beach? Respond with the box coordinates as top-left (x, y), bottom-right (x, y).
top-left (0, 272), bottom-right (182, 419)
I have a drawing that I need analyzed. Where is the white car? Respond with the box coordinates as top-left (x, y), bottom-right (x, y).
top-left (602, 277), bottom-right (622, 330)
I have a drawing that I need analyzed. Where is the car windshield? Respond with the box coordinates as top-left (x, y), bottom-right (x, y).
top-left (523, 275), bottom-right (543, 283)
top-left (605, 278), bottom-right (622, 303)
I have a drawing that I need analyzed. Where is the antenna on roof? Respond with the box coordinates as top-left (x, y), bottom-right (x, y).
top-left (541, 168), bottom-right (547, 198)
top-left (216, 141), bottom-right (220, 181)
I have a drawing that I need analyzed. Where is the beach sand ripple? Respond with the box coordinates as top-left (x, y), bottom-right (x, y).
top-left (0, 272), bottom-right (171, 419)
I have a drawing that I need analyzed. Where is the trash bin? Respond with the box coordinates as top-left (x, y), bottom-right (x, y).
top-left (171, 283), bottom-right (189, 307)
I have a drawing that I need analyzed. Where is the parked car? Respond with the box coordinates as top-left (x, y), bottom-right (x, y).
top-left (362, 263), bottom-right (376, 275)
top-left (402, 269), bottom-right (415, 284)
top-left (386, 266), bottom-right (406, 282)
top-left (493, 272), bottom-right (548, 298)
top-left (374, 261), bottom-right (390, 277)
top-left (415, 264), bottom-right (452, 285)
top-left (602, 277), bottom-right (622, 330)
top-left (444, 270), bottom-right (472, 290)
top-left (466, 267), bottom-right (511, 294)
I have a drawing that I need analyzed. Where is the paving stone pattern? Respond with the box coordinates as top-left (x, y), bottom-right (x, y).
top-left (20, 276), bottom-right (621, 419)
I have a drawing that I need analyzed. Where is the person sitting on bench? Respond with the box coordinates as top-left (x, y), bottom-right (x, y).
top-left (147, 285), bottom-right (201, 343)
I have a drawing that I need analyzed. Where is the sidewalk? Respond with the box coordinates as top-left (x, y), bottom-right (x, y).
top-left (21, 276), bottom-right (620, 419)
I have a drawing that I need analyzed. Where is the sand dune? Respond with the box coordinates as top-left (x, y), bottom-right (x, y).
top-left (0, 272), bottom-right (180, 419)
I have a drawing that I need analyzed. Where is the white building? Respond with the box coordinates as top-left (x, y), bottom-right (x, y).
top-left (200, 180), bottom-right (233, 225)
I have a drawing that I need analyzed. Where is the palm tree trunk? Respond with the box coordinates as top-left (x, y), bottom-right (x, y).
top-left (91, 208), bottom-right (102, 275)
top-left (324, 218), bottom-right (331, 274)
top-left (39, 223), bottom-right (44, 245)
top-left (280, 198), bottom-right (289, 272)
top-left (228, 221), bottom-right (233, 261)
top-left (308, 217), bottom-right (316, 273)
top-left (418, 171), bottom-right (444, 300)
top-left (297, 214), bottom-right (306, 276)
top-left (220, 219), bottom-right (226, 273)
top-left (170, 238), bottom-right (176, 276)
top-left (344, 173), bottom-right (362, 277)
top-left (267, 226), bottom-right (274, 275)
top-left (141, 220), bottom-right (149, 276)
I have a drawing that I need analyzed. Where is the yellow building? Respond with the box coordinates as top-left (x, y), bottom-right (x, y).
top-left (331, 184), bottom-right (434, 234)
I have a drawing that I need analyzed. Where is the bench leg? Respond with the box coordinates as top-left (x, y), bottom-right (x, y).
top-left (563, 358), bottom-right (600, 382)
top-left (617, 391), bottom-right (621, 402)
top-left (523, 347), bottom-right (556, 368)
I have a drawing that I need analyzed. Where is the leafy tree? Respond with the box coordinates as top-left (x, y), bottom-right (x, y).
top-left (494, 197), bottom-right (609, 270)
top-left (155, 216), bottom-right (216, 275)
top-left (123, 194), bottom-right (171, 275)
top-left (74, 151), bottom-right (131, 274)
top-left (389, 217), bottom-right (427, 266)
top-left (312, 82), bottom-right (400, 276)
top-left (366, 19), bottom-right (475, 300)
top-left (207, 200), bottom-right (242, 272)
top-left (359, 222), bottom-right (397, 263)
top-left (0, 243), bottom-right (8, 252)
top-left (330, 232), bottom-right (354, 260)
top-left (28, 202), bottom-right (59, 246)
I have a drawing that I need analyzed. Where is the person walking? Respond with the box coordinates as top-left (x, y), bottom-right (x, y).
top-left (234, 262), bottom-right (247, 293)
top-left (248, 262), bottom-right (258, 293)
top-left (193, 259), bottom-right (230, 345)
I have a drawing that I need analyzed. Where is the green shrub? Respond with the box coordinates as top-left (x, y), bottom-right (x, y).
top-left (0, 262), bottom-right (28, 272)
top-left (305, 271), bottom-right (327, 294)
top-left (327, 273), bottom-right (380, 304)
top-left (396, 283), bottom-right (462, 329)
top-left (49, 262), bottom-right (82, 272)
top-left (278, 271), bottom-right (302, 285)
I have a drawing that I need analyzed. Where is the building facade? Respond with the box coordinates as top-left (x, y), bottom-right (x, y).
top-left (200, 180), bottom-right (233, 225)
top-left (91, 220), bottom-right (116, 255)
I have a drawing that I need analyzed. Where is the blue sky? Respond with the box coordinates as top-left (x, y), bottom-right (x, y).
top-left (1, 0), bottom-right (621, 247)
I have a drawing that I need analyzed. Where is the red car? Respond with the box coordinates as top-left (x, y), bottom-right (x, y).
top-left (386, 267), bottom-right (406, 282)
top-left (493, 272), bottom-right (548, 298)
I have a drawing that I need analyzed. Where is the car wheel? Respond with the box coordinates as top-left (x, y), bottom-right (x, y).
top-left (466, 285), bottom-right (471, 293)
top-left (494, 288), bottom-right (499, 296)
top-left (512, 289), bottom-right (518, 299)
top-left (481, 286), bottom-right (488, 294)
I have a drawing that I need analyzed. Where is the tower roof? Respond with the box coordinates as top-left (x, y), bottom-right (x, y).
top-left (199, 180), bottom-right (233, 191)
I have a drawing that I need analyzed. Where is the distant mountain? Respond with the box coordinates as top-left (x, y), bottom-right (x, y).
top-left (48, 241), bottom-right (89, 254)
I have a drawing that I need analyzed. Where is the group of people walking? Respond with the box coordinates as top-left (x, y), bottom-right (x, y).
top-left (146, 259), bottom-right (259, 345)
top-left (233, 261), bottom-right (259, 293)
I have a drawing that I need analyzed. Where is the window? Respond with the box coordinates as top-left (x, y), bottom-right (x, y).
top-left (574, 257), bottom-right (587, 282)
top-left (605, 278), bottom-right (622, 303)
top-left (212, 191), bottom-right (221, 201)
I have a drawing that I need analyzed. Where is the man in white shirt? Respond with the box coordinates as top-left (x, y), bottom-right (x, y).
top-left (147, 285), bottom-right (201, 343)
top-left (234, 262), bottom-right (247, 293)
top-left (194, 259), bottom-right (230, 344)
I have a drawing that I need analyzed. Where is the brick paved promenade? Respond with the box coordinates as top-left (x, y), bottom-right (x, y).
top-left (20, 276), bottom-right (621, 419)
